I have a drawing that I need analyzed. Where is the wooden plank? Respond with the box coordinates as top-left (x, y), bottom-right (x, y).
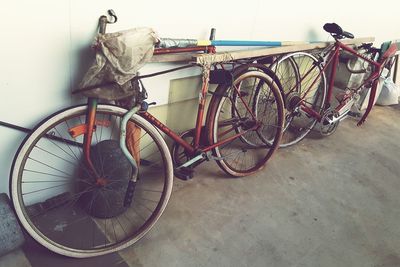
top-left (149, 53), bottom-right (197, 63)
top-left (194, 37), bottom-right (375, 64)
top-left (149, 37), bottom-right (375, 64)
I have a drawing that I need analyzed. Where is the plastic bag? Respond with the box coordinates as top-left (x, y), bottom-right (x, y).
top-left (75, 27), bottom-right (159, 100)
top-left (376, 77), bottom-right (400, 106)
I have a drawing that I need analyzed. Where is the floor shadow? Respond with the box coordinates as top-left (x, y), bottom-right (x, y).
top-left (22, 232), bottom-right (129, 267)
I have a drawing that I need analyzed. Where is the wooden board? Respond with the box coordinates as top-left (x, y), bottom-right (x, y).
top-left (149, 52), bottom-right (195, 63)
top-left (195, 37), bottom-right (375, 64)
top-left (149, 37), bottom-right (375, 64)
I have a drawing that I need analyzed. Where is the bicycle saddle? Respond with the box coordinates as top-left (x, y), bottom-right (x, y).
top-left (323, 23), bottom-right (354, 39)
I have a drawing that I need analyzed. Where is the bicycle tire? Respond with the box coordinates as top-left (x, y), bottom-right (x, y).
top-left (226, 61), bottom-right (300, 148)
top-left (270, 54), bottom-right (300, 107)
top-left (10, 104), bottom-right (173, 258)
top-left (273, 52), bottom-right (327, 147)
top-left (225, 63), bottom-right (285, 147)
top-left (206, 70), bottom-right (285, 176)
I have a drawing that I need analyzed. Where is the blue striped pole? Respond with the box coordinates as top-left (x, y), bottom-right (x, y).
top-left (158, 38), bottom-right (310, 48)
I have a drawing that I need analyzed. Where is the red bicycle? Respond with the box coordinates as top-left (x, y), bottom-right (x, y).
top-left (9, 11), bottom-right (285, 257)
top-left (271, 23), bottom-right (398, 146)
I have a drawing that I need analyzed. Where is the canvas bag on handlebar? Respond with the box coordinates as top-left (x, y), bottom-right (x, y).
top-left (75, 27), bottom-right (159, 100)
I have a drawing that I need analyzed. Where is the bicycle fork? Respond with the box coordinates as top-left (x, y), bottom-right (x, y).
top-left (120, 105), bottom-right (140, 207)
top-left (82, 98), bottom-right (101, 179)
top-left (82, 99), bottom-right (139, 207)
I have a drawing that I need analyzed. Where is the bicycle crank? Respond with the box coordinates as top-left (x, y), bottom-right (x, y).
top-left (319, 109), bottom-right (340, 136)
top-left (172, 128), bottom-right (207, 180)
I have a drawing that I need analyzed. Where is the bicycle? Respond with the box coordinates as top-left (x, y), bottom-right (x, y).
top-left (269, 23), bottom-right (398, 147)
top-left (9, 11), bottom-right (285, 257)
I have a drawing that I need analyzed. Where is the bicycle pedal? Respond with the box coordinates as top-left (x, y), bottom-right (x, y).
top-left (174, 167), bottom-right (194, 181)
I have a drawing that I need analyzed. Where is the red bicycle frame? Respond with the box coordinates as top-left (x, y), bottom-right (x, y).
top-left (80, 46), bottom-right (261, 170)
top-left (138, 66), bottom-right (259, 157)
top-left (296, 39), bottom-right (394, 125)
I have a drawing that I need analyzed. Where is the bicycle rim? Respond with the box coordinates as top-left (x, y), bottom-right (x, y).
top-left (10, 104), bottom-right (173, 258)
top-left (274, 52), bottom-right (326, 147)
top-left (207, 71), bottom-right (284, 176)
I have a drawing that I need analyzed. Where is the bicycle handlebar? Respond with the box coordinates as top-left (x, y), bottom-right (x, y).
top-left (344, 43), bottom-right (381, 74)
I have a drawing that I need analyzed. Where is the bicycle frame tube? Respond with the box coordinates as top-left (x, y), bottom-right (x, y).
top-left (140, 111), bottom-right (196, 154)
top-left (326, 45), bottom-right (340, 105)
top-left (339, 42), bottom-right (381, 68)
top-left (138, 67), bottom-right (211, 154)
top-left (140, 109), bottom-right (260, 155)
top-left (325, 42), bottom-right (381, 108)
top-left (82, 98), bottom-right (100, 177)
top-left (297, 44), bottom-right (337, 106)
top-left (338, 42), bottom-right (381, 90)
top-left (139, 68), bottom-right (261, 156)
top-left (202, 125), bottom-right (259, 152)
top-left (299, 41), bottom-right (382, 121)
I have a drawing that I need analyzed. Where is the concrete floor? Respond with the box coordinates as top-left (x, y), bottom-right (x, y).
top-left (1, 104), bottom-right (400, 267)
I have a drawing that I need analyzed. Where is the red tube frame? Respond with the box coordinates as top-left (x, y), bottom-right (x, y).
top-left (299, 40), bottom-right (383, 124)
top-left (80, 45), bottom-right (225, 167)
top-left (138, 69), bottom-right (260, 155)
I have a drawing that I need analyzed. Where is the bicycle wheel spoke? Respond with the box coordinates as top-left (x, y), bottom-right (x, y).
top-left (22, 182), bottom-right (74, 196)
top-left (11, 106), bottom-right (172, 257)
top-left (27, 157), bottom-right (75, 177)
top-left (135, 200), bottom-right (154, 214)
top-left (132, 206), bottom-right (147, 222)
top-left (275, 52), bottom-right (326, 147)
top-left (137, 196), bottom-right (159, 203)
top-left (208, 70), bottom-right (284, 175)
top-left (34, 145), bottom-right (82, 168)
top-left (54, 126), bottom-right (81, 161)
top-left (27, 186), bottom-right (97, 218)
top-left (65, 121), bottom-right (86, 165)
top-left (22, 169), bottom-right (75, 180)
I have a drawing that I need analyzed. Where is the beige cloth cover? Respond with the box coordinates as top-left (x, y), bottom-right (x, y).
top-left (76, 27), bottom-right (158, 100)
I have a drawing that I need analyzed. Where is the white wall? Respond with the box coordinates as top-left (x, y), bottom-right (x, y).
top-left (1, 0), bottom-right (400, 194)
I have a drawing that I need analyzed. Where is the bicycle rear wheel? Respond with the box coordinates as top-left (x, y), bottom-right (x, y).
top-left (10, 104), bottom-right (173, 258)
top-left (270, 54), bottom-right (300, 105)
top-left (206, 70), bottom-right (285, 177)
top-left (273, 52), bottom-right (326, 147)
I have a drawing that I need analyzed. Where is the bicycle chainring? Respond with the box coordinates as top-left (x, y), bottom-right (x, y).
top-left (171, 129), bottom-right (195, 167)
top-left (319, 109), bottom-right (339, 136)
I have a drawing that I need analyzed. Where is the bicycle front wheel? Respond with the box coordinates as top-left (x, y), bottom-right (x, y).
top-left (10, 104), bottom-right (173, 258)
top-left (206, 70), bottom-right (285, 177)
top-left (274, 52), bottom-right (326, 147)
